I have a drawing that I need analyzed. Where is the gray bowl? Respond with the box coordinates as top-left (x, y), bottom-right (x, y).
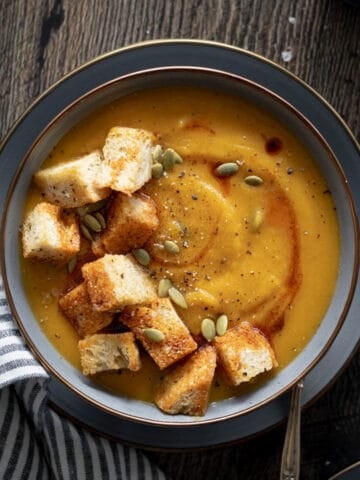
top-left (1, 67), bottom-right (358, 426)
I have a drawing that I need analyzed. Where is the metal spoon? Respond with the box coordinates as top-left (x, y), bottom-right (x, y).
top-left (280, 381), bottom-right (304, 480)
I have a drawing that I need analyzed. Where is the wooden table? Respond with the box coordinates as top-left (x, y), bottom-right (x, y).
top-left (1, 1), bottom-right (359, 479)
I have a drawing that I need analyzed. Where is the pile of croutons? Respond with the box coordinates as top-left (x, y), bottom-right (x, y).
top-left (22, 127), bottom-right (277, 416)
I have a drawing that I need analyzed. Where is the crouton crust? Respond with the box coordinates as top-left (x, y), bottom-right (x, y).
top-left (101, 127), bottom-right (155, 194)
top-left (214, 321), bottom-right (278, 386)
top-left (92, 192), bottom-right (159, 256)
top-left (58, 283), bottom-right (114, 337)
top-left (22, 202), bottom-right (80, 263)
top-left (81, 254), bottom-right (156, 312)
top-left (154, 345), bottom-right (217, 416)
top-left (78, 332), bottom-right (141, 375)
top-left (34, 150), bottom-right (111, 208)
top-left (119, 298), bottom-right (197, 370)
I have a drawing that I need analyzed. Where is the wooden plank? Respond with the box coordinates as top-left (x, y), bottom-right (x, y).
top-left (1, 0), bottom-right (359, 140)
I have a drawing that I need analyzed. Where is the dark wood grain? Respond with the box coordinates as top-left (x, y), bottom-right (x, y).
top-left (1, 1), bottom-right (359, 479)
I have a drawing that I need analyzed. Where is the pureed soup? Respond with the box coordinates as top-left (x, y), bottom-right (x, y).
top-left (21, 86), bottom-right (340, 404)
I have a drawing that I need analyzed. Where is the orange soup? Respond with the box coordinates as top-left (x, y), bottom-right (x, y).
top-left (21, 86), bottom-right (340, 403)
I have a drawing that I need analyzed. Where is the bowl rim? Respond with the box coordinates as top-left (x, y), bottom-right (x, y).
top-left (1, 40), bottom-right (359, 153)
top-left (1, 64), bottom-right (359, 426)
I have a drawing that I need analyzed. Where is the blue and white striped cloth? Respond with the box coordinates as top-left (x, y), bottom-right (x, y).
top-left (0, 277), bottom-right (165, 480)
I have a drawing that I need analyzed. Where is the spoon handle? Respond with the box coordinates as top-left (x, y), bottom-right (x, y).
top-left (280, 381), bottom-right (304, 480)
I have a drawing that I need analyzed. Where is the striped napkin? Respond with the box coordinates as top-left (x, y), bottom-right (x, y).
top-left (0, 277), bottom-right (165, 480)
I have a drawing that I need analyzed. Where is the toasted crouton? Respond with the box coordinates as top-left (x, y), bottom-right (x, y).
top-left (22, 202), bottom-right (80, 263)
top-left (58, 283), bottom-right (114, 337)
top-left (78, 332), bottom-right (141, 375)
top-left (92, 192), bottom-right (159, 256)
top-left (154, 345), bottom-right (216, 416)
top-left (101, 127), bottom-right (155, 194)
top-left (34, 151), bottom-right (111, 208)
top-left (119, 298), bottom-right (197, 370)
top-left (214, 321), bottom-right (278, 386)
top-left (81, 254), bottom-right (156, 312)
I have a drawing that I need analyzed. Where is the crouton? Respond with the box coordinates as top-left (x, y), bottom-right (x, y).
top-left (119, 298), bottom-right (197, 370)
top-left (22, 202), bottom-right (80, 263)
top-left (58, 283), bottom-right (114, 337)
top-left (154, 345), bottom-right (216, 416)
top-left (214, 321), bottom-right (278, 386)
top-left (101, 127), bottom-right (155, 194)
top-left (78, 332), bottom-right (141, 375)
top-left (34, 150), bottom-right (111, 208)
top-left (92, 192), bottom-right (159, 256)
top-left (81, 254), bottom-right (156, 312)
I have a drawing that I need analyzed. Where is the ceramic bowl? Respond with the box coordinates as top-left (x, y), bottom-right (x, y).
top-left (1, 66), bottom-right (358, 426)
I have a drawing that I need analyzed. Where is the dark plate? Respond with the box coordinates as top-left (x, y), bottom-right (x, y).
top-left (1, 40), bottom-right (359, 449)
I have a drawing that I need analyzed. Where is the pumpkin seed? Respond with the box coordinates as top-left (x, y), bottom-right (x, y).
top-left (152, 144), bottom-right (163, 162)
top-left (215, 314), bottom-right (228, 336)
top-left (151, 162), bottom-right (164, 179)
top-left (83, 214), bottom-right (102, 233)
top-left (164, 240), bottom-right (180, 254)
top-left (244, 175), bottom-right (264, 186)
top-left (158, 278), bottom-right (173, 297)
top-left (161, 148), bottom-right (182, 171)
top-left (67, 256), bottom-right (77, 274)
top-left (76, 206), bottom-right (88, 217)
top-left (168, 287), bottom-right (188, 309)
top-left (251, 208), bottom-right (265, 232)
top-left (94, 212), bottom-right (106, 230)
top-left (80, 224), bottom-right (93, 242)
top-left (143, 328), bottom-right (165, 342)
top-left (170, 148), bottom-right (183, 164)
top-left (215, 162), bottom-right (239, 177)
top-left (201, 318), bottom-right (216, 342)
top-left (132, 248), bottom-right (151, 266)
top-left (86, 198), bottom-right (108, 213)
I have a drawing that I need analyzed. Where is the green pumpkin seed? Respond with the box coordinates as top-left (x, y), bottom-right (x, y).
top-left (86, 198), bottom-right (109, 213)
top-left (244, 175), bottom-right (264, 186)
top-left (76, 199), bottom-right (108, 217)
top-left (252, 208), bottom-right (265, 232)
top-left (83, 214), bottom-right (102, 233)
top-left (215, 162), bottom-right (239, 177)
top-left (161, 150), bottom-right (176, 171)
top-left (151, 162), bottom-right (164, 179)
top-left (132, 248), bottom-right (151, 266)
top-left (169, 148), bottom-right (183, 164)
top-left (67, 256), bottom-right (77, 274)
top-left (168, 287), bottom-right (188, 309)
top-left (161, 148), bottom-right (183, 171)
top-left (158, 278), bottom-right (173, 297)
top-left (94, 212), bottom-right (106, 230)
top-left (76, 206), bottom-right (88, 217)
top-left (164, 240), bottom-right (180, 254)
top-left (201, 318), bottom-right (216, 342)
top-left (215, 314), bottom-right (228, 336)
top-left (143, 328), bottom-right (165, 342)
top-left (152, 144), bottom-right (163, 162)
top-left (80, 224), bottom-right (93, 242)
